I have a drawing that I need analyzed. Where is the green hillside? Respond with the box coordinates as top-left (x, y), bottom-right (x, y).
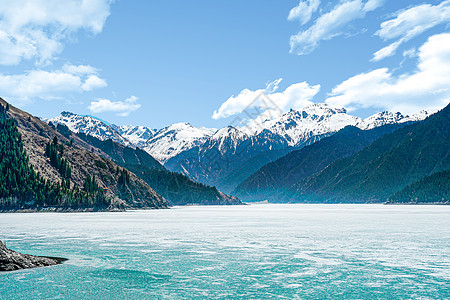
top-left (290, 103), bottom-right (449, 203)
top-left (388, 170), bottom-right (450, 204)
top-left (234, 123), bottom-right (409, 202)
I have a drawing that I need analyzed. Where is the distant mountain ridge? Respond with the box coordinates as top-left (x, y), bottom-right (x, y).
top-left (47, 103), bottom-right (433, 192)
top-left (47, 103), bottom-right (431, 163)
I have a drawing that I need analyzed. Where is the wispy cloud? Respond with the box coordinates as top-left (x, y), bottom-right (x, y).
top-left (289, 0), bottom-right (384, 55)
top-left (372, 0), bottom-right (450, 61)
top-left (0, 0), bottom-right (112, 66)
top-left (288, 0), bottom-right (320, 25)
top-left (88, 96), bottom-right (141, 117)
top-left (326, 32), bottom-right (450, 114)
top-left (212, 79), bottom-right (320, 121)
top-left (0, 66), bottom-right (107, 105)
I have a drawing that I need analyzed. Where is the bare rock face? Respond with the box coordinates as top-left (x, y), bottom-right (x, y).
top-left (0, 241), bottom-right (67, 271)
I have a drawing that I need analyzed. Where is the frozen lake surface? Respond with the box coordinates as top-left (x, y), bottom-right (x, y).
top-left (1, 204), bottom-right (449, 299)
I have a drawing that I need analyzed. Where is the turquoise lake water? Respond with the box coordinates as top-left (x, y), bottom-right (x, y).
top-left (0, 204), bottom-right (449, 299)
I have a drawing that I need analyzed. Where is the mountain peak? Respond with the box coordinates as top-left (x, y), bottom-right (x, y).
top-left (249, 103), bottom-right (360, 145)
top-left (47, 111), bottom-right (130, 146)
top-left (301, 103), bottom-right (347, 115)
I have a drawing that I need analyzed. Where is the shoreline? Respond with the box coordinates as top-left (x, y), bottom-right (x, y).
top-left (2, 202), bottom-right (449, 213)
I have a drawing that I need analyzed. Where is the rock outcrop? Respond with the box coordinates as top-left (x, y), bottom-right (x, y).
top-left (0, 241), bottom-right (66, 271)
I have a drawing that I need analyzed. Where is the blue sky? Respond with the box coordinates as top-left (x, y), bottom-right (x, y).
top-left (0, 0), bottom-right (449, 128)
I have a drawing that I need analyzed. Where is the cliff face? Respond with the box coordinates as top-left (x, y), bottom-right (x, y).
top-left (0, 98), bottom-right (168, 210)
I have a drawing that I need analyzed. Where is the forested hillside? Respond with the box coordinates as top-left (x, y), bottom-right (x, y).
top-left (0, 104), bottom-right (108, 209)
top-left (125, 165), bottom-right (241, 205)
top-left (289, 103), bottom-right (449, 203)
top-left (387, 170), bottom-right (450, 204)
top-left (233, 123), bottom-right (410, 202)
top-left (0, 98), bottom-right (168, 211)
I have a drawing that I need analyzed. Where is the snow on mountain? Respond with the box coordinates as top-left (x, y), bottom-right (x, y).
top-left (210, 126), bottom-right (249, 152)
top-left (111, 124), bottom-right (156, 148)
top-left (45, 104), bottom-right (433, 166)
top-left (143, 122), bottom-right (216, 163)
top-left (247, 103), bottom-right (362, 146)
top-left (357, 109), bottom-right (434, 130)
top-left (47, 112), bottom-right (130, 146)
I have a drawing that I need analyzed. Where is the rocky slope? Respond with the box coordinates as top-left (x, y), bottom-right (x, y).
top-left (0, 240), bottom-right (66, 271)
top-left (65, 125), bottom-right (242, 205)
top-left (0, 98), bottom-right (169, 210)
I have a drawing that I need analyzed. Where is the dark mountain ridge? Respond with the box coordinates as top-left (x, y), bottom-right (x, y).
top-left (289, 103), bottom-right (450, 203)
top-left (234, 123), bottom-right (412, 202)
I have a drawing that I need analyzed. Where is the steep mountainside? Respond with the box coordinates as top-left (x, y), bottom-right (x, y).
top-left (65, 126), bottom-right (242, 205)
top-left (73, 129), bottom-right (164, 171)
top-left (125, 165), bottom-right (241, 205)
top-left (234, 123), bottom-right (411, 202)
top-left (0, 98), bottom-right (168, 211)
top-left (289, 103), bottom-right (450, 203)
top-left (387, 170), bottom-right (450, 204)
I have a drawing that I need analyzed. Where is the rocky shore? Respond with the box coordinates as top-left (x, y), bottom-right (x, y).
top-left (0, 240), bottom-right (67, 271)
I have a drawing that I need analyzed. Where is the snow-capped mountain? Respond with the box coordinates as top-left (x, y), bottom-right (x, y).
top-left (142, 123), bottom-right (216, 163)
top-left (47, 112), bottom-right (130, 146)
top-left (46, 103), bottom-right (431, 173)
top-left (357, 110), bottom-right (435, 130)
top-left (209, 126), bottom-right (249, 152)
top-left (246, 103), bottom-right (433, 143)
top-left (248, 104), bottom-right (361, 146)
top-left (163, 104), bottom-right (434, 192)
top-left (111, 124), bottom-right (156, 148)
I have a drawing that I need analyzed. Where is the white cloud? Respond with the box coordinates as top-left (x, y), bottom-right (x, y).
top-left (0, 65), bottom-right (107, 105)
top-left (62, 63), bottom-right (99, 75)
top-left (88, 96), bottom-right (141, 117)
top-left (402, 48), bottom-right (416, 59)
top-left (0, 0), bottom-right (112, 65)
top-left (371, 39), bottom-right (403, 62)
top-left (212, 79), bottom-right (320, 120)
top-left (81, 75), bottom-right (107, 91)
top-left (289, 0), bottom-right (384, 55)
top-left (288, 0), bottom-right (320, 25)
top-left (372, 0), bottom-right (450, 61)
top-left (326, 32), bottom-right (450, 114)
